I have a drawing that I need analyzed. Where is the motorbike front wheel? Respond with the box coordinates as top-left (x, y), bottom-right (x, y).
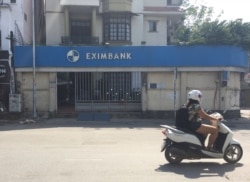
top-left (165, 146), bottom-right (183, 164)
top-left (223, 144), bottom-right (243, 164)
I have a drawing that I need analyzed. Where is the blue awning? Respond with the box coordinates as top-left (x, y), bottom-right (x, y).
top-left (14, 45), bottom-right (248, 68)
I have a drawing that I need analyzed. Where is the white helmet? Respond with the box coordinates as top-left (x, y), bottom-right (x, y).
top-left (188, 90), bottom-right (202, 103)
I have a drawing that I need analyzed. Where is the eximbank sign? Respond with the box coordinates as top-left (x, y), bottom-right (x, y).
top-left (14, 46), bottom-right (248, 68)
top-left (67, 50), bottom-right (132, 63)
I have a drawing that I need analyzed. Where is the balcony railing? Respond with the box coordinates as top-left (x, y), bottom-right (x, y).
top-left (61, 36), bottom-right (99, 45)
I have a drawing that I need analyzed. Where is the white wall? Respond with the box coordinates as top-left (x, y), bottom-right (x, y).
top-left (143, 0), bottom-right (167, 6)
top-left (131, 0), bottom-right (144, 45)
top-left (23, 0), bottom-right (32, 44)
top-left (46, 13), bottom-right (65, 45)
top-left (0, 7), bottom-right (11, 49)
top-left (0, 0), bottom-right (32, 49)
top-left (45, 0), bottom-right (64, 45)
top-left (143, 16), bottom-right (167, 45)
top-left (132, 0), bottom-right (169, 45)
top-left (96, 15), bottom-right (103, 44)
top-left (46, 0), bottom-right (62, 12)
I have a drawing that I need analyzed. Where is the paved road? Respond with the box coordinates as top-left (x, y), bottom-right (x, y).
top-left (0, 117), bottom-right (249, 182)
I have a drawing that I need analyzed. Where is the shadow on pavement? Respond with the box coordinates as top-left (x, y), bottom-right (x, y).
top-left (155, 162), bottom-right (243, 179)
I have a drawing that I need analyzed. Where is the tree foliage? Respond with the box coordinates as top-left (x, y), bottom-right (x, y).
top-left (175, 0), bottom-right (250, 50)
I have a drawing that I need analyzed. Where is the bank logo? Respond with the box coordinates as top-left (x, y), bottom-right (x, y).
top-left (67, 50), bottom-right (80, 63)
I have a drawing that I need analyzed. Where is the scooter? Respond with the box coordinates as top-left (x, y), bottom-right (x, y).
top-left (160, 112), bottom-right (243, 164)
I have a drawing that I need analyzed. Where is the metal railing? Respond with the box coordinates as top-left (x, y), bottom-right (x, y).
top-left (75, 72), bottom-right (142, 111)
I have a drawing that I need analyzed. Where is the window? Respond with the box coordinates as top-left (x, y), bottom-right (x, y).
top-left (148, 21), bottom-right (157, 32)
top-left (103, 13), bottom-right (131, 42)
top-left (10, 0), bottom-right (16, 3)
top-left (70, 20), bottom-right (91, 43)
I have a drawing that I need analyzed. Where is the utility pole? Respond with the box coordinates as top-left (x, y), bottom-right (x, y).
top-left (32, 0), bottom-right (37, 118)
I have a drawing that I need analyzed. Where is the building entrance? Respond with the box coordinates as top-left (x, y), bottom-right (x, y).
top-left (57, 72), bottom-right (142, 112)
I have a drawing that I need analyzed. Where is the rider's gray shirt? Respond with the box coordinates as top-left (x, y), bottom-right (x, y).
top-left (188, 103), bottom-right (201, 123)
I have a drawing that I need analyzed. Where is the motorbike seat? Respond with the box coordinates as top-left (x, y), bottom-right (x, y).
top-left (176, 127), bottom-right (206, 145)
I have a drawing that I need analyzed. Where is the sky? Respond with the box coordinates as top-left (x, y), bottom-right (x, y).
top-left (189, 0), bottom-right (250, 22)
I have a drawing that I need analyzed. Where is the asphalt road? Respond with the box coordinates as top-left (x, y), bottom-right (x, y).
top-left (0, 117), bottom-right (249, 182)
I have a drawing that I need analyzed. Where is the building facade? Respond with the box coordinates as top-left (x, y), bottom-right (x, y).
top-left (46, 0), bottom-right (183, 46)
top-left (12, 0), bottom-right (248, 118)
top-left (0, 0), bottom-right (45, 112)
top-left (0, 0), bottom-right (32, 50)
top-left (0, 0), bottom-right (32, 111)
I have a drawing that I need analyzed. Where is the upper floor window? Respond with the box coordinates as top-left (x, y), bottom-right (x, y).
top-left (167, 0), bottom-right (182, 6)
top-left (10, 0), bottom-right (16, 3)
top-left (103, 13), bottom-right (131, 42)
top-left (148, 21), bottom-right (158, 32)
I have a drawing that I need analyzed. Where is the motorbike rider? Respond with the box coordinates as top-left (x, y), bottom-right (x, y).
top-left (186, 90), bottom-right (221, 151)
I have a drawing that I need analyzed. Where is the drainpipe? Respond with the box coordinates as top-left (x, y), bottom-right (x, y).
top-left (214, 79), bottom-right (219, 110)
top-left (173, 67), bottom-right (177, 112)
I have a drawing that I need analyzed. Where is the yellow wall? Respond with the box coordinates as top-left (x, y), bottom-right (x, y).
top-left (17, 71), bottom-right (241, 113)
top-left (16, 72), bottom-right (57, 112)
top-left (144, 71), bottom-right (241, 111)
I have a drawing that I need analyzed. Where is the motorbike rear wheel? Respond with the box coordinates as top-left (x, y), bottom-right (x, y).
top-left (223, 144), bottom-right (243, 164)
top-left (165, 146), bottom-right (183, 164)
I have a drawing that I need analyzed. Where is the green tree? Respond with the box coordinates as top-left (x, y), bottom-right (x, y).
top-left (174, 0), bottom-right (250, 50)
top-left (181, 0), bottom-right (219, 27)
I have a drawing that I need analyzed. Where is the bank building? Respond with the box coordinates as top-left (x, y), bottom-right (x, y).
top-left (1, 0), bottom-right (248, 119)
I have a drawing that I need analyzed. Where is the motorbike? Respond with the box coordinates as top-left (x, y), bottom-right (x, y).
top-left (160, 112), bottom-right (243, 164)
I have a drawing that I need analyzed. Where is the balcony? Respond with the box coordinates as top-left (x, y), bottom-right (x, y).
top-left (143, 6), bottom-right (185, 18)
top-left (102, 0), bottom-right (132, 13)
top-left (60, 0), bottom-right (99, 6)
top-left (61, 36), bottom-right (99, 45)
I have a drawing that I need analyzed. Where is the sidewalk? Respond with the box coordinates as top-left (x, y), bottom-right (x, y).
top-left (37, 113), bottom-right (250, 127)
top-left (1, 110), bottom-right (250, 126)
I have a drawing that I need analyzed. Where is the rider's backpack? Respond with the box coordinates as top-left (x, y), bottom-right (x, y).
top-left (175, 107), bottom-right (189, 129)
